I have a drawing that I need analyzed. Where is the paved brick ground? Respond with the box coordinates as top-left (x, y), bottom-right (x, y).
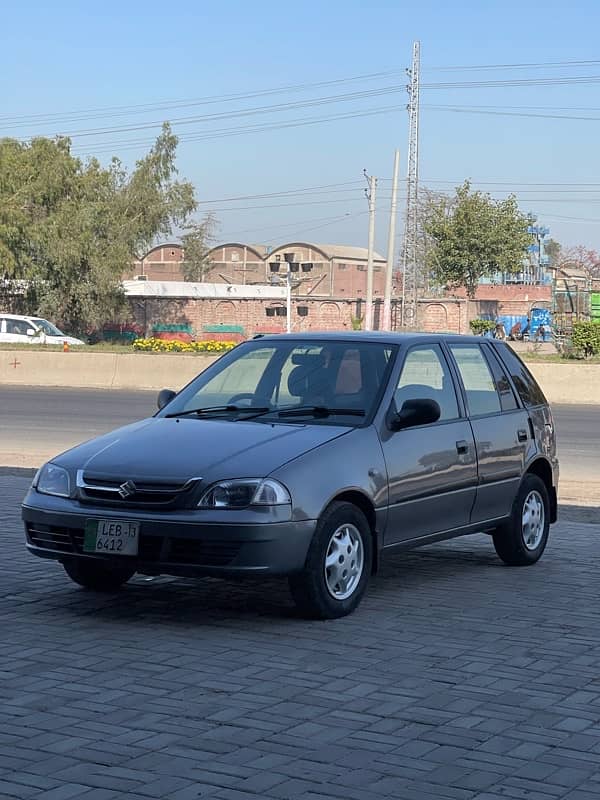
top-left (3, 474), bottom-right (600, 800)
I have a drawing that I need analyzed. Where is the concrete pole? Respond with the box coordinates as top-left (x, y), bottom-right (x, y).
top-left (365, 175), bottom-right (377, 331)
top-left (286, 271), bottom-right (292, 333)
top-left (383, 149), bottom-right (400, 331)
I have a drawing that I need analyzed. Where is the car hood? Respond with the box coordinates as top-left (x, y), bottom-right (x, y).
top-left (54, 417), bottom-right (350, 482)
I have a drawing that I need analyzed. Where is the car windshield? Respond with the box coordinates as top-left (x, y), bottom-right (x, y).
top-left (159, 339), bottom-right (396, 425)
top-left (32, 318), bottom-right (64, 336)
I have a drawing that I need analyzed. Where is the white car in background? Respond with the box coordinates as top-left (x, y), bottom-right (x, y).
top-left (0, 314), bottom-right (85, 346)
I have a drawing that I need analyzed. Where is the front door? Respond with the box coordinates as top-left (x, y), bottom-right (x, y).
top-left (380, 344), bottom-right (477, 545)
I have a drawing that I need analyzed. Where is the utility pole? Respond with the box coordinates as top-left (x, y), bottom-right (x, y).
top-left (383, 149), bottom-right (400, 331)
top-left (364, 170), bottom-right (377, 331)
top-left (285, 271), bottom-right (292, 333)
top-left (401, 40), bottom-right (421, 329)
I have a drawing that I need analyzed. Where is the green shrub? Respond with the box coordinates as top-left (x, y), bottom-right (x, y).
top-left (469, 319), bottom-right (496, 336)
top-left (571, 321), bottom-right (600, 358)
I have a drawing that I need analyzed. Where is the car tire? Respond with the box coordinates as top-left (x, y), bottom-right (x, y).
top-left (62, 559), bottom-right (136, 591)
top-left (492, 474), bottom-right (550, 566)
top-left (288, 501), bottom-right (372, 619)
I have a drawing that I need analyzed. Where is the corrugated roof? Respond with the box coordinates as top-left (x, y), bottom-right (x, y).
top-left (315, 244), bottom-right (387, 262)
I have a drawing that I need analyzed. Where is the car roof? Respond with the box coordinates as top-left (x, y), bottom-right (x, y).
top-left (0, 313), bottom-right (39, 320)
top-left (252, 331), bottom-right (498, 346)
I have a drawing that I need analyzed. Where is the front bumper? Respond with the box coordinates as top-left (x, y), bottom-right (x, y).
top-left (22, 495), bottom-right (316, 579)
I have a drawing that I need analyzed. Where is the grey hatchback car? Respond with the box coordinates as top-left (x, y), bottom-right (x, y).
top-left (22, 333), bottom-right (558, 619)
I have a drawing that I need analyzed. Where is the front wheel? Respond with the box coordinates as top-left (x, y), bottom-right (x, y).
top-left (62, 559), bottom-right (136, 591)
top-left (492, 474), bottom-right (550, 566)
top-left (289, 501), bottom-right (372, 619)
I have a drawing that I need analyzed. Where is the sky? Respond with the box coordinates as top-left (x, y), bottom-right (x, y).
top-left (2, 0), bottom-right (600, 255)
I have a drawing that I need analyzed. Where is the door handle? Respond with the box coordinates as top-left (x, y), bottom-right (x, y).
top-left (456, 440), bottom-right (469, 455)
top-left (517, 429), bottom-right (528, 442)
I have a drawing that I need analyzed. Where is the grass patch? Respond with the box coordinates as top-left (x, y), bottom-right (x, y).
top-left (519, 351), bottom-right (600, 364)
top-left (0, 343), bottom-right (218, 355)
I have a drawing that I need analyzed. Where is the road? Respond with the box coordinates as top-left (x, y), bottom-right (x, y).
top-left (1, 386), bottom-right (598, 500)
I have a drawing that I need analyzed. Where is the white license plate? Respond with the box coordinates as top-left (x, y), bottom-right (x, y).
top-left (83, 519), bottom-right (139, 556)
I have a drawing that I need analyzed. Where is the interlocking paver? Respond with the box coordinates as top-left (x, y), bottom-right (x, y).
top-left (4, 474), bottom-right (600, 798)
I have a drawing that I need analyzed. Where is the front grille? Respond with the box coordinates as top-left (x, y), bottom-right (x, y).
top-left (76, 471), bottom-right (201, 508)
top-left (27, 524), bottom-right (240, 567)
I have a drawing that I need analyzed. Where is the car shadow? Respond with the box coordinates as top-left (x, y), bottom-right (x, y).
top-left (46, 503), bottom-right (595, 627)
top-left (49, 533), bottom-right (508, 626)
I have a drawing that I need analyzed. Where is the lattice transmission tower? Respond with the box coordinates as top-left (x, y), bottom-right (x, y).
top-left (400, 40), bottom-right (421, 328)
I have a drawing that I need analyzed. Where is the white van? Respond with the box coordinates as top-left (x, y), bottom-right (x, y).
top-left (0, 314), bottom-right (85, 346)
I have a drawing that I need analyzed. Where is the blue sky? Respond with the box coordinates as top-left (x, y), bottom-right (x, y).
top-left (2, 0), bottom-right (600, 254)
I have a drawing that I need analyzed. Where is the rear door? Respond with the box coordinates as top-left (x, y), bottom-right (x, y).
top-left (380, 343), bottom-right (477, 544)
top-left (493, 341), bottom-right (557, 473)
top-left (446, 342), bottom-right (529, 524)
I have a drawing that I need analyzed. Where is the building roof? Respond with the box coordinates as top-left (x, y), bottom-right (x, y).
top-left (123, 280), bottom-right (286, 300)
top-left (139, 240), bottom-right (387, 264)
top-left (314, 244), bottom-right (387, 262)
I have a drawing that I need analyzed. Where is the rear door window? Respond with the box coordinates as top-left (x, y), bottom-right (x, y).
top-left (482, 345), bottom-right (519, 412)
top-left (494, 342), bottom-right (547, 407)
top-left (448, 344), bottom-right (501, 417)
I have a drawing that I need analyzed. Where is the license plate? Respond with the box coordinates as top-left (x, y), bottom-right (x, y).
top-left (84, 519), bottom-right (139, 556)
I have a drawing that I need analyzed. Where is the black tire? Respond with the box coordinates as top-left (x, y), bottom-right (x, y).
top-left (492, 474), bottom-right (550, 566)
top-left (289, 501), bottom-right (372, 619)
top-left (62, 559), bottom-right (135, 591)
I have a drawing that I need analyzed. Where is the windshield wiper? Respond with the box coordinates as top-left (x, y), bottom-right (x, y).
top-left (164, 405), bottom-right (270, 419)
top-left (277, 406), bottom-right (366, 419)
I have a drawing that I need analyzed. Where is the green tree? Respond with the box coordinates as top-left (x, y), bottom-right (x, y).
top-left (180, 213), bottom-right (217, 282)
top-left (424, 180), bottom-right (532, 298)
top-left (0, 123), bottom-right (196, 334)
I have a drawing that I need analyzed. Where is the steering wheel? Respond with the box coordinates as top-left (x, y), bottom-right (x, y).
top-left (227, 393), bottom-right (257, 406)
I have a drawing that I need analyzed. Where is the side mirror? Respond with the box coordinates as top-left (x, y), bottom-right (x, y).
top-left (389, 398), bottom-right (441, 431)
top-left (157, 388), bottom-right (177, 410)
top-left (26, 328), bottom-right (36, 336)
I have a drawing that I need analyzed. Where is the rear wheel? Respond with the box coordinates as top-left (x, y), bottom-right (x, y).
top-left (493, 474), bottom-right (550, 566)
top-left (62, 559), bottom-right (135, 591)
top-left (289, 501), bottom-right (372, 619)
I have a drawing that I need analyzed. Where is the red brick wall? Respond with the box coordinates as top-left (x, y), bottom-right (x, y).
top-left (448, 284), bottom-right (551, 302)
top-left (131, 296), bottom-right (373, 338)
top-left (127, 287), bottom-right (546, 340)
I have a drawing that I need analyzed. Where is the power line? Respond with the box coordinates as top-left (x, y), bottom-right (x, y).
top-left (219, 212), bottom-right (360, 238)
top-left (424, 59), bottom-right (600, 72)
top-left (197, 181), bottom-right (363, 205)
top-left (424, 105), bottom-right (600, 122)
top-left (0, 68), bottom-right (405, 128)
top-left (5, 58), bottom-right (599, 130)
top-left (71, 105), bottom-right (402, 155)
top-left (421, 75), bottom-right (600, 90)
top-left (22, 84), bottom-right (407, 140)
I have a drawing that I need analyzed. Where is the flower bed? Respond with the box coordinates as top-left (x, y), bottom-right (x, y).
top-left (132, 338), bottom-right (237, 353)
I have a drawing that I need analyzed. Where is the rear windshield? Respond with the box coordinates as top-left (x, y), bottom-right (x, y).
top-left (494, 342), bottom-right (547, 408)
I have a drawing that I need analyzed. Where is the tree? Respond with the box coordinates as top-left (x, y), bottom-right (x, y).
top-left (180, 213), bottom-right (217, 282)
top-left (0, 123), bottom-right (196, 334)
top-left (424, 180), bottom-right (532, 298)
top-left (552, 244), bottom-right (600, 282)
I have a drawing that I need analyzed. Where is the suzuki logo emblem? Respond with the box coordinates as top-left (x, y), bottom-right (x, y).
top-left (118, 480), bottom-right (136, 499)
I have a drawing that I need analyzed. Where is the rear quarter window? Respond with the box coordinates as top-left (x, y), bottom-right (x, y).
top-left (494, 342), bottom-right (547, 407)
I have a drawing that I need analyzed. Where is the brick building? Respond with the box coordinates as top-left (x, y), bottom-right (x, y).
top-left (124, 241), bottom-right (552, 339)
top-left (130, 241), bottom-right (387, 299)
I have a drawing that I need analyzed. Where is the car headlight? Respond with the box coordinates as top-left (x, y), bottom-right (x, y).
top-left (198, 478), bottom-right (290, 509)
top-left (34, 463), bottom-right (71, 498)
